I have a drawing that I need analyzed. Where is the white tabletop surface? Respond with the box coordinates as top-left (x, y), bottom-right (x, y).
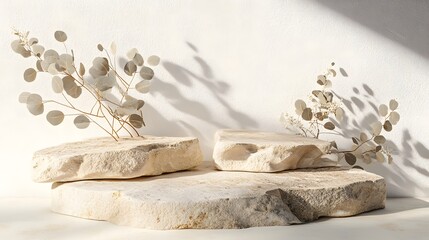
top-left (0, 197), bottom-right (428, 240)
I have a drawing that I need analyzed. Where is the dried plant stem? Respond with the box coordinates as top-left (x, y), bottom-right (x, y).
top-left (89, 100), bottom-right (98, 114)
top-left (61, 92), bottom-right (76, 109)
top-left (329, 137), bottom-right (374, 154)
top-left (62, 42), bottom-right (68, 53)
top-left (65, 72), bottom-right (97, 99)
top-left (318, 131), bottom-right (342, 136)
top-left (86, 115), bottom-right (118, 141)
top-left (64, 71), bottom-right (121, 137)
top-left (111, 68), bottom-right (130, 88)
top-left (114, 116), bottom-right (133, 136)
top-left (122, 118), bottom-right (140, 136)
top-left (101, 98), bottom-right (121, 107)
top-left (300, 123), bottom-right (317, 138)
top-left (44, 100), bottom-right (101, 118)
top-left (114, 115), bottom-right (136, 137)
top-left (111, 118), bottom-right (115, 135)
top-left (316, 123), bottom-right (343, 135)
top-left (120, 73), bottom-right (136, 103)
top-left (68, 66), bottom-right (139, 138)
top-left (115, 116), bottom-right (128, 133)
top-left (99, 104), bottom-right (119, 138)
top-left (100, 102), bottom-right (138, 137)
top-left (298, 127), bottom-right (308, 137)
top-left (44, 100), bottom-right (118, 140)
top-left (315, 119), bottom-right (320, 138)
top-left (22, 44), bottom-right (42, 61)
top-left (104, 50), bottom-right (113, 68)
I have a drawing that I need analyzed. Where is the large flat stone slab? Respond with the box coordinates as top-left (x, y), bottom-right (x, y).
top-left (51, 162), bottom-right (386, 229)
top-left (213, 129), bottom-right (337, 172)
top-left (33, 136), bottom-right (203, 182)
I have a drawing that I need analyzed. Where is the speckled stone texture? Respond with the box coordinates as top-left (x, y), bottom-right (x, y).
top-left (33, 136), bottom-right (203, 182)
top-left (51, 162), bottom-right (386, 229)
top-left (213, 129), bottom-right (338, 172)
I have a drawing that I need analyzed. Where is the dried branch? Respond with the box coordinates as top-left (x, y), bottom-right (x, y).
top-left (280, 62), bottom-right (400, 167)
top-left (12, 29), bottom-right (160, 140)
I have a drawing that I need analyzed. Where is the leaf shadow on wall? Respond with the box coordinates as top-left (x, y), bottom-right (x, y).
top-left (330, 68), bottom-right (429, 197)
top-left (143, 42), bottom-right (258, 155)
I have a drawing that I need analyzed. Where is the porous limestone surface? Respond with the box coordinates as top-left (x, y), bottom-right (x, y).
top-left (33, 136), bottom-right (203, 182)
top-left (51, 162), bottom-right (386, 229)
top-left (213, 129), bottom-right (338, 172)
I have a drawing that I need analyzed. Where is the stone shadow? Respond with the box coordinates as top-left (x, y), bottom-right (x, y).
top-left (359, 198), bottom-right (429, 216)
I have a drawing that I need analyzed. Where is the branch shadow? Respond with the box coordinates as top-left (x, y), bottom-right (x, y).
top-left (148, 41), bottom-right (258, 131)
top-left (329, 66), bottom-right (429, 197)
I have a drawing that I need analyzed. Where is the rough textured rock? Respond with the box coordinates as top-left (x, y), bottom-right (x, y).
top-left (33, 136), bottom-right (203, 182)
top-left (51, 162), bottom-right (386, 229)
top-left (213, 129), bottom-right (338, 172)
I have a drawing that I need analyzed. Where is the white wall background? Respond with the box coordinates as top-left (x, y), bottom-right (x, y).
top-left (1, 0), bottom-right (428, 198)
